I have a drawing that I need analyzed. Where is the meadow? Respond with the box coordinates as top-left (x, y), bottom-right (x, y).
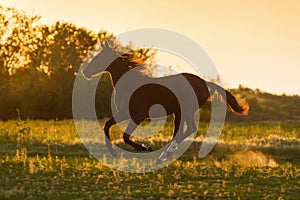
top-left (0, 120), bottom-right (299, 199)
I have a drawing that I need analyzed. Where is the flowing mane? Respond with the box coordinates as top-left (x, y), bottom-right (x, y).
top-left (117, 51), bottom-right (151, 75)
top-left (120, 52), bottom-right (146, 69)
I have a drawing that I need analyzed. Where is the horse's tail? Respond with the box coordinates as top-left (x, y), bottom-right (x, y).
top-left (206, 82), bottom-right (249, 115)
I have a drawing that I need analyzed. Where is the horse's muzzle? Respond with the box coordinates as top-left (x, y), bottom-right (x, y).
top-left (82, 70), bottom-right (92, 79)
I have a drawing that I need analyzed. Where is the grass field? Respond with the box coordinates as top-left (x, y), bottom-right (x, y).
top-left (0, 120), bottom-right (299, 199)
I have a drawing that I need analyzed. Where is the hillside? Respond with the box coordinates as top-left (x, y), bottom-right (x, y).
top-left (226, 85), bottom-right (300, 122)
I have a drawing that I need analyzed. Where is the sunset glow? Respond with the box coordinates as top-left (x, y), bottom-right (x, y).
top-left (1, 0), bottom-right (299, 95)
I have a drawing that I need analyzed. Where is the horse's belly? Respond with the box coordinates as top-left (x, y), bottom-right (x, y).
top-left (128, 83), bottom-right (181, 116)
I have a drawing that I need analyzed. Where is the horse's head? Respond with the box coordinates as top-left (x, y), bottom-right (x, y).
top-left (82, 41), bottom-right (118, 79)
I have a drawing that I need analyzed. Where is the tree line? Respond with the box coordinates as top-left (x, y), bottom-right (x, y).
top-left (0, 6), bottom-right (299, 122)
top-left (226, 86), bottom-right (300, 122)
top-left (0, 6), bottom-right (154, 120)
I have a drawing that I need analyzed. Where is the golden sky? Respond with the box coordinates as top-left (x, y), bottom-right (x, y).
top-left (1, 0), bottom-right (300, 94)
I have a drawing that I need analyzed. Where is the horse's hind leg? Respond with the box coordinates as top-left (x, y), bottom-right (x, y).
top-left (166, 113), bottom-right (197, 157)
top-left (175, 116), bottom-right (197, 145)
top-left (166, 112), bottom-right (184, 154)
top-left (173, 112), bottom-right (184, 139)
top-left (123, 120), bottom-right (152, 151)
top-left (157, 113), bottom-right (196, 164)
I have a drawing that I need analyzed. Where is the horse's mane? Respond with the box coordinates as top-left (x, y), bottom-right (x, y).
top-left (120, 52), bottom-right (145, 69)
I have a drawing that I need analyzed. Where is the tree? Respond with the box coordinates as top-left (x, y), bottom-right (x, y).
top-left (0, 6), bottom-right (41, 75)
top-left (0, 6), bottom-right (41, 119)
top-left (0, 6), bottom-right (158, 119)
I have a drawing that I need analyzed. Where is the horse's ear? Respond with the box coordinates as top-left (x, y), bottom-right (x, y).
top-left (101, 40), bottom-right (110, 49)
top-left (104, 40), bottom-right (110, 48)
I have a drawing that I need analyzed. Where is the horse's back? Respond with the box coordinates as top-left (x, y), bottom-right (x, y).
top-left (180, 73), bottom-right (210, 102)
top-left (113, 72), bottom-right (210, 121)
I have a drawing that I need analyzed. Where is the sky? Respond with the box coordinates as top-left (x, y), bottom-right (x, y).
top-left (1, 0), bottom-right (299, 95)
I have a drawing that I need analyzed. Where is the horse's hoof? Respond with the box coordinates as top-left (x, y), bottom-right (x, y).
top-left (157, 150), bottom-right (168, 163)
top-left (106, 146), bottom-right (117, 157)
top-left (156, 151), bottom-right (171, 164)
top-left (142, 143), bottom-right (153, 151)
top-left (156, 158), bottom-right (163, 165)
top-left (156, 141), bottom-right (178, 164)
top-left (167, 140), bottom-right (178, 153)
top-left (111, 150), bottom-right (117, 157)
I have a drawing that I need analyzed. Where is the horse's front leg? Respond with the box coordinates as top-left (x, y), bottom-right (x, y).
top-left (104, 118), bottom-right (117, 156)
top-left (104, 112), bottom-right (128, 156)
top-left (123, 119), bottom-right (153, 152)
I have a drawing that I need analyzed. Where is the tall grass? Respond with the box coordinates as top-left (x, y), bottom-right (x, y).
top-left (0, 120), bottom-right (299, 199)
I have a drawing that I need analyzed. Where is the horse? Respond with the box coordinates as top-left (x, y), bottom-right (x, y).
top-left (82, 41), bottom-right (249, 162)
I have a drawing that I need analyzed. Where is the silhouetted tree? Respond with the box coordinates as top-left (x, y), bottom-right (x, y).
top-left (0, 6), bottom-right (157, 119)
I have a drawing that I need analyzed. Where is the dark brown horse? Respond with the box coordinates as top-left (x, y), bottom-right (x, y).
top-left (83, 41), bottom-right (249, 161)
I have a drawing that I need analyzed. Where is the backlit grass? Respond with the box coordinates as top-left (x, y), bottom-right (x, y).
top-left (0, 120), bottom-right (299, 199)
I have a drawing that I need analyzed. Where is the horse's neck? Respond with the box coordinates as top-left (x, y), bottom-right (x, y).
top-left (108, 70), bottom-right (127, 86)
top-left (108, 69), bottom-right (148, 95)
top-left (107, 59), bottom-right (130, 86)
top-left (106, 58), bottom-right (149, 88)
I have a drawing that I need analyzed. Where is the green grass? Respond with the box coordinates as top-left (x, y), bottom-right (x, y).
top-left (0, 120), bottom-right (299, 199)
